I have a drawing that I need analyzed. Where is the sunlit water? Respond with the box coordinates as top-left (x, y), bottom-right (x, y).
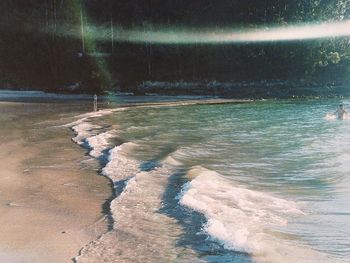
top-left (68, 99), bottom-right (350, 263)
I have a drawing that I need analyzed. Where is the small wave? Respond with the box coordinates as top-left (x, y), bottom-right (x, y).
top-left (179, 166), bottom-right (302, 253)
top-left (71, 122), bottom-right (102, 145)
top-left (102, 142), bottom-right (139, 182)
top-left (64, 110), bottom-right (121, 152)
top-left (65, 113), bottom-right (199, 261)
top-left (63, 115), bottom-right (102, 146)
top-left (178, 166), bottom-right (338, 263)
top-left (76, 148), bottom-right (198, 262)
top-left (86, 130), bottom-right (117, 158)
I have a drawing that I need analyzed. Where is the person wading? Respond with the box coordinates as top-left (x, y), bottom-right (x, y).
top-left (93, 94), bottom-right (98, 111)
top-left (335, 104), bottom-right (348, 120)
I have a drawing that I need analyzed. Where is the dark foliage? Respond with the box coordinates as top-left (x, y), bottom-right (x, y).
top-left (0, 0), bottom-right (350, 94)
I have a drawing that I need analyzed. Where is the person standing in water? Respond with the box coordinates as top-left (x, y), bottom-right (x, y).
top-left (93, 94), bottom-right (98, 111)
top-left (335, 104), bottom-right (348, 120)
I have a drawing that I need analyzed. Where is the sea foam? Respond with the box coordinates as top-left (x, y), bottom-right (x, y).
top-left (75, 144), bottom-right (198, 262)
top-left (71, 122), bottom-right (102, 145)
top-left (86, 130), bottom-right (117, 158)
top-left (63, 109), bottom-right (122, 152)
top-left (102, 142), bottom-right (139, 182)
top-left (177, 166), bottom-right (336, 263)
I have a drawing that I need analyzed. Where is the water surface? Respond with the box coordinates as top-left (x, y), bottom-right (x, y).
top-left (70, 99), bottom-right (350, 263)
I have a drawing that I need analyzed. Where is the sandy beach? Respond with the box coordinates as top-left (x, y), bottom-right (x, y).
top-left (0, 102), bottom-right (111, 263)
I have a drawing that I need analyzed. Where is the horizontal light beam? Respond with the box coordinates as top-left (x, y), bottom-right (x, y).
top-left (59, 20), bottom-right (350, 44)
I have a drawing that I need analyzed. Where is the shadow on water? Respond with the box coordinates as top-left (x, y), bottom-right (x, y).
top-left (96, 147), bottom-right (118, 231)
top-left (139, 160), bottom-right (161, 171)
top-left (159, 169), bottom-right (253, 263)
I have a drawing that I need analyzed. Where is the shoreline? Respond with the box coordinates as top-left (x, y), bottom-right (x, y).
top-left (0, 102), bottom-right (112, 263)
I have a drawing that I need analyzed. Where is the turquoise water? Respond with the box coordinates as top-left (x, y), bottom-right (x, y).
top-left (72, 99), bottom-right (350, 263)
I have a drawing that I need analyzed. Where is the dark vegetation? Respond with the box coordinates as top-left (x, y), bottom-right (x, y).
top-left (1, 0), bottom-right (350, 96)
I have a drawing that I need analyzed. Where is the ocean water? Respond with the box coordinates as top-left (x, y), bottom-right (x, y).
top-left (66, 99), bottom-right (350, 263)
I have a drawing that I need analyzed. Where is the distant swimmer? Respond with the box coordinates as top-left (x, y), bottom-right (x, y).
top-left (335, 104), bottom-right (348, 120)
top-left (93, 94), bottom-right (98, 111)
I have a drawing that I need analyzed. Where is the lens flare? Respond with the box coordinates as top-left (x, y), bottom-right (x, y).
top-left (58, 20), bottom-right (350, 45)
top-left (49, 3), bottom-right (350, 89)
top-left (71, 0), bottom-right (111, 83)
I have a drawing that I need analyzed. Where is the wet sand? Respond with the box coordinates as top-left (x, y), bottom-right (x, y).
top-left (0, 102), bottom-right (111, 263)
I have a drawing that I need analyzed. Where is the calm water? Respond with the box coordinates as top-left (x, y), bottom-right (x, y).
top-left (69, 99), bottom-right (350, 263)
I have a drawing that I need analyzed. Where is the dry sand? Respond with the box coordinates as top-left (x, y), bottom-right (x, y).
top-left (0, 102), bottom-right (111, 262)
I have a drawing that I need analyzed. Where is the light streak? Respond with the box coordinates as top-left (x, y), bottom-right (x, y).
top-left (58, 20), bottom-right (350, 45)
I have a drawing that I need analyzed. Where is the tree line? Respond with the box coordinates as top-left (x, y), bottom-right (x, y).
top-left (0, 0), bottom-right (349, 94)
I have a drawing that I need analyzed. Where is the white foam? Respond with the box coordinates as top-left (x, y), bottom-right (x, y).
top-left (64, 112), bottom-right (196, 261)
top-left (70, 122), bottom-right (101, 145)
top-left (75, 150), bottom-right (199, 262)
top-left (64, 110), bottom-right (121, 149)
top-left (110, 165), bottom-right (171, 221)
top-left (177, 166), bottom-right (338, 263)
top-left (102, 142), bottom-right (140, 182)
top-left (63, 108), bottom-right (124, 150)
top-left (86, 130), bottom-right (117, 158)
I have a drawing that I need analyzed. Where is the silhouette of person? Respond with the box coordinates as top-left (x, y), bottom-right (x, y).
top-left (93, 94), bottom-right (98, 111)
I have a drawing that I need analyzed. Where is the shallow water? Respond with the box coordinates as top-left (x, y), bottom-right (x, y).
top-left (68, 99), bottom-right (350, 263)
